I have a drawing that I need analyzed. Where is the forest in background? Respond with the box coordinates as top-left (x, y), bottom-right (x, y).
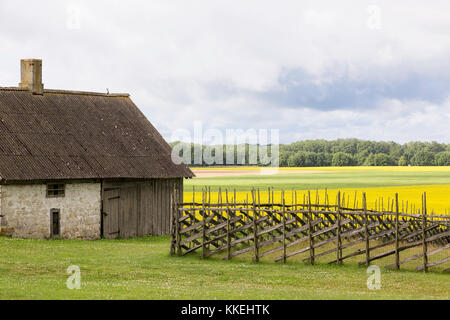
top-left (170, 139), bottom-right (450, 167)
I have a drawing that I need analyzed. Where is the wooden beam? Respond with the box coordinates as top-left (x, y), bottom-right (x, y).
top-left (337, 191), bottom-right (342, 265)
top-left (422, 192), bottom-right (428, 273)
top-left (395, 193), bottom-right (400, 270)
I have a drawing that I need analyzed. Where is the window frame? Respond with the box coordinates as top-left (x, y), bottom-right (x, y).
top-left (46, 183), bottom-right (65, 198)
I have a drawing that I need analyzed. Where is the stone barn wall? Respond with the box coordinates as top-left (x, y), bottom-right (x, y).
top-left (0, 182), bottom-right (101, 239)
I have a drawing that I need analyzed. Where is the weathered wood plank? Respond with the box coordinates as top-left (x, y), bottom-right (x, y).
top-left (416, 256), bottom-right (450, 271)
top-left (385, 243), bottom-right (450, 269)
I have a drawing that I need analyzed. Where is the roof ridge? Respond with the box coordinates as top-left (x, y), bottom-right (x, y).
top-left (0, 87), bottom-right (130, 98)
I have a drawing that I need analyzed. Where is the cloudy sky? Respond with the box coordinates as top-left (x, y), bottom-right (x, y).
top-left (1, 0), bottom-right (450, 144)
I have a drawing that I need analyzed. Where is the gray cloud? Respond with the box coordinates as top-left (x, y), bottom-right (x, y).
top-left (1, 0), bottom-right (450, 143)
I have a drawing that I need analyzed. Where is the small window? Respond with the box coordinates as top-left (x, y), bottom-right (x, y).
top-left (51, 209), bottom-right (60, 237)
top-left (47, 183), bottom-right (65, 198)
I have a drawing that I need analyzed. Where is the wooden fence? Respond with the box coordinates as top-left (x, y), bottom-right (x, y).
top-left (170, 188), bottom-right (450, 273)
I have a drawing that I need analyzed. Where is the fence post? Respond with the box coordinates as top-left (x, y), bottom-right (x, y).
top-left (336, 191), bottom-right (342, 265)
top-left (395, 193), bottom-right (400, 270)
top-left (257, 188), bottom-right (262, 244)
top-left (294, 190), bottom-right (299, 229)
top-left (233, 188), bottom-right (237, 244)
top-left (226, 189), bottom-right (231, 261)
top-left (218, 187), bottom-right (223, 248)
top-left (363, 192), bottom-right (369, 267)
top-left (170, 191), bottom-right (176, 256)
top-left (201, 189), bottom-right (207, 259)
top-left (282, 190), bottom-right (287, 264)
top-left (189, 186), bottom-right (195, 251)
top-left (251, 189), bottom-right (259, 262)
top-left (174, 187), bottom-right (182, 256)
top-left (422, 192), bottom-right (428, 273)
top-left (272, 188), bottom-right (276, 240)
top-left (308, 190), bottom-right (314, 265)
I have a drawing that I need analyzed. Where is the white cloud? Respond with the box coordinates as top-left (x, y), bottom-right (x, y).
top-left (1, 0), bottom-right (450, 143)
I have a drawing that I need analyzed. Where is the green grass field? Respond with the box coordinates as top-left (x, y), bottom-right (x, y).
top-left (1, 167), bottom-right (449, 300)
top-left (185, 168), bottom-right (450, 192)
top-left (0, 236), bottom-right (449, 300)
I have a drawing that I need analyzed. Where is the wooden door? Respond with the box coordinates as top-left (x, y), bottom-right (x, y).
top-left (118, 182), bottom-right (138, 238)
top-left (101, 179), bottom-right (181, 238)
top-left (102, 187), bottom-right (120, 239)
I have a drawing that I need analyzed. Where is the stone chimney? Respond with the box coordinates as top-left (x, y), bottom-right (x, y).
top-left (19, 59), bottom-right (44, 95)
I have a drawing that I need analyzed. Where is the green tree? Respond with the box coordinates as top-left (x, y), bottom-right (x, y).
top-left (288, 152), bottom-right (305, 167)
top-left (372, 153), bottom-right (394, 166)
top-left (332, 152), bottom-right (354, 166)
top-left (410, 151), bottom-right (435, 166)
top-left (398, 156), bottom-right (408, 166)
top-left (363, 154), bottom-right (375, 166)
top-left (279, 151), bottom-right (291, 167)
top-left (435, 152), bottom-right (450, 166)
top-left (355, 150), bottom-right (369, 166)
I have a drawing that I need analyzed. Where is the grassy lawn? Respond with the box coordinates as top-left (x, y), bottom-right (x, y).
top-left (0, 236), bottom-right (448, 300)
top-left (1, 167), bottom-right (448, 300)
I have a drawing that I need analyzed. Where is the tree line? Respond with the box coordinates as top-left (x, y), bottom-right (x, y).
top-left (279, 139), bottom-right (450, 167)
top-left (170, 139), bottom-right (450, 167)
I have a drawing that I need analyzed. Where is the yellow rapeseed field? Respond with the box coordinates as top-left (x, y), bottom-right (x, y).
top-left (184, 185), bottom-right (450, 214)
top-left (185, 166), bottom-right (450, 214)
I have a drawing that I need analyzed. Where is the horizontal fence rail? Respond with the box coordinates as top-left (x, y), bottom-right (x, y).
top-left (170, 188), bottom-right (450, 273)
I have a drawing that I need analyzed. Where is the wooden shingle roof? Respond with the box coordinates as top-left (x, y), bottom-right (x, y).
top-left (0, 87), bottom-right (193, 182)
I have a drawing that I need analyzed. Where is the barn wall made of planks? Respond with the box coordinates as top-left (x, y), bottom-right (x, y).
top-left (102, 178), bottom-right (183, 238)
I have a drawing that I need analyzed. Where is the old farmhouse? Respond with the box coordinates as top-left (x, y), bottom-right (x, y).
top-left (0, 59), bottom-right (193, 239)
